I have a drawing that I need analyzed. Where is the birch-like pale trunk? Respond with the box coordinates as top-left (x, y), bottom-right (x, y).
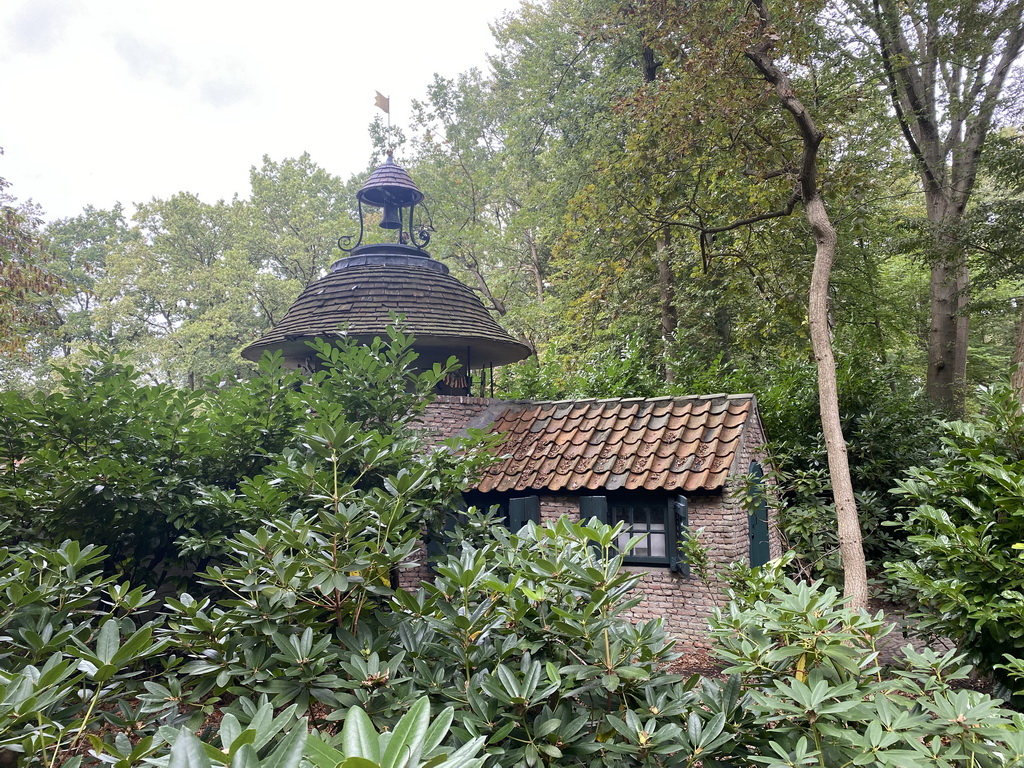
top-left (746, 0), bottom-right (869, 608)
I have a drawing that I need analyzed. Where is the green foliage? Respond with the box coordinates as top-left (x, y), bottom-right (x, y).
top-left (3, 509), bottom-right (1024, 766)
top-left (0, 326), bottom-right (489, 588)
top-left (0, 166), bottom-right (61, 366)
top-left (0, 535), bottom-right (161, 765)
top-left (763, 365), bottom-right (938, 584)
top-left (149, 696), bottom-right (486, 768)
top-left (499, 335), bottom-right (666, 400)
top-left (0, 350), bottom-right (304, 584)
top-left (686, 353), bottom-right (939, 584)
top-left (888, 382), bottom-right (1024, 685)
top-left (708, 574), bottom-right (1024, 767)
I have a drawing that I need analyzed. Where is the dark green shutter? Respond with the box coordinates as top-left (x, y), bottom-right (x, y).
top-left (670, 495), bottom-right (690, 577)
top-left (579, 495), bottom-right (608, 524)
top-left (509, 496), bottom-right (540, 530)
top-left (748, 462), bottom-right (770, 567)
top-left (580, 495), bottom-right (608, 556)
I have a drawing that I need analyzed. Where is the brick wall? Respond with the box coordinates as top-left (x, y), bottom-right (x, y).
top-left (416, 395), bottom-right (510, 444)
top-left (536, 494), bottom-right (737, 646)
top-left (399, 539), bottom-right (432, 591)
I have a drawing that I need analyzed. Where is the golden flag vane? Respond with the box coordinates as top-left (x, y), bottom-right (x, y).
top-left (374, 91), bottom-right (393, 152)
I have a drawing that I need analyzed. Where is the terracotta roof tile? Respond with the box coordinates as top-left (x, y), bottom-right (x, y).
top-left (479, 394), bottom-right (758, 494)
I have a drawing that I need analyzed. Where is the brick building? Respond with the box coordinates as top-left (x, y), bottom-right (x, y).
top-left (243, 153), bottom-right (779, 643)
top-left (417, 393), bottom-right (779, 642)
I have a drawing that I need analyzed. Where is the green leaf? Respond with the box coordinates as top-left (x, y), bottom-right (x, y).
top-left (230, 744), bottom-right (261, 768)
top-left (342, 706), bottom-right (381, 764)
top-left (263, 723), bottom-right (308, 768)
top-left (422, 706), bottom-right (454, 754)
top-left (96, 618), bottom-right (119, 665)
top-left (304, 734), bottom-right (346, 768)
top-left (340, 759), bottom-right (383, 768)
top-left (381, 697), bottom-right (430, 768)
top-left (169, 730), bottom-right (214, 768)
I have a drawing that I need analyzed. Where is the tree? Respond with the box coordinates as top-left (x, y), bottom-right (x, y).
top-left (96, 193), bottom-right (259, 386)
top-left (742, 0), bottom-right (868, 608)
top-left (486, 0), bottom-right (661, 358)
top-left (616, 0), bottom-right (871, 604)
top-left (42, 205), bottom-right (134, 360)
top-left (848, 0), bottom-right (1024, 414)
top-left (0, 151), bottom-right (61, 366)
top-left (962, 130), bottom-right (1024, 399)
top-left (239, 153), bottom-right (351, 288)
top-left (408, 72), bottom-right (542, 324)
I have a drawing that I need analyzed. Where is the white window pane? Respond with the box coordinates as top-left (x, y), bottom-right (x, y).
top-left (616, 530), bottom-right (633, 552)
top-left (648, 523), bottom-right (666, 557)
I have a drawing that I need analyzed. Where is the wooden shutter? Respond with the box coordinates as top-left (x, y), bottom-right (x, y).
top-left (579, 495), bottom-right (608, 524)
top-left (509, 495), bottom-right (540, 530)
top-left (670, 495), bottom-right (690, 577)
top-left (748, 462), bottom-right (770, 567)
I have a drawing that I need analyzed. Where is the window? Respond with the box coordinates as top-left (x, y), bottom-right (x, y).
top-left (612, 502), bottom-right (668, 561)
top-left (580, 495), bottom-right (689, 575)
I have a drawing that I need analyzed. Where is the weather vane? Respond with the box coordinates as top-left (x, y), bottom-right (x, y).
top-left (336, 93), bottom-right (433, 253)
top-left (374, 91), bottom-right (392, 151)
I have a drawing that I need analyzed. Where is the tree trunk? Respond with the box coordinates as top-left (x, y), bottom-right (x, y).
top-left (710, 272), bottom-right (732, 362)
top-left (526, 230), bottom-right (545, 302)
top-left (1012, 299), bottom-right (1024, 402)
top-left (656, 229), bottom-right (677, 383)
top-left (925, 195), bottom-right (970, 414)
top-left (806, 195), bottom-right (868, 609)
top-left (746, 0), bottom-right (868, 609)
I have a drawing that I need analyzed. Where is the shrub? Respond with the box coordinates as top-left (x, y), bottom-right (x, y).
top-left (5, 517), bottom-right (1024, 767)
top-left (888, 381), bottom-right (1024, 690)
top-left (749, 357), bottom-right (940, 585)
top-left (0, 534), bottom-right (163, 766)
top-left (0, 351), bottom-right (304, 585)
top-left (708, 570), bottom-right (1024, 767)
top-left (0, 327), bottom-right (483, 588)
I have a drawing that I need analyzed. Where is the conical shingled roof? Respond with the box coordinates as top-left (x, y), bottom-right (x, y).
top-left (357, 154), bottom-right (423, 207)
top-left (241, 245), bottom-right (532, 367)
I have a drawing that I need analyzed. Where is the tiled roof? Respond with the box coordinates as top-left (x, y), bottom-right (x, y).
top-left (477, 394), bottom-right (757, 494)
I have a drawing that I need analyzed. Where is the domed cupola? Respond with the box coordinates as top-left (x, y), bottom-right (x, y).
top-left (241, 152), bottom-right (531, 392)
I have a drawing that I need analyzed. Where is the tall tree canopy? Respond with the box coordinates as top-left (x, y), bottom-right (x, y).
top-left (0, 150), bottom-right (61, 369)
top-left (851, 0), bottom-right (1024, 413)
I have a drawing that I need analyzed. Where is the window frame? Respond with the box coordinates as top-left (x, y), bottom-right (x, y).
top-left (609, 498), bottom-right (675, 566)
top-left (580, 493), bottom-right (689, 575)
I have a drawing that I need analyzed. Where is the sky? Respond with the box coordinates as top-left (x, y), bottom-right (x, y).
top-left (0, 0), bottom-right (521, 222)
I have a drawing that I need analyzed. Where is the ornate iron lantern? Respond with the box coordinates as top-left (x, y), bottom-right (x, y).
top-left (339, 151), bottom-right (432, 252)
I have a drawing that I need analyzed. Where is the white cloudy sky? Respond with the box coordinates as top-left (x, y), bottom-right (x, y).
top-left (0, 0), bottom-right (520, 221)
